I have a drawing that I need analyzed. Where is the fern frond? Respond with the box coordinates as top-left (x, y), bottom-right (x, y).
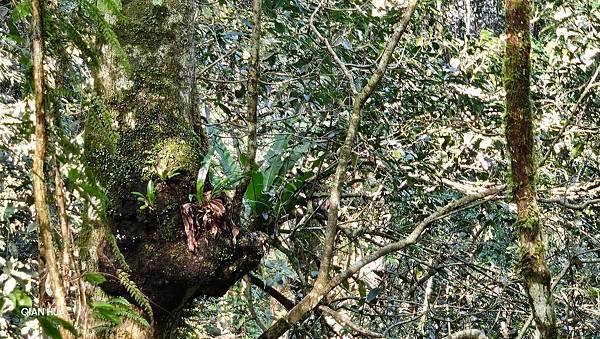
top-left (105, 231), bottom-right (130, 272)
top-left (81, 0), bottom-right (131, 73)
top-left (117, 269), bottom-right (154, 321)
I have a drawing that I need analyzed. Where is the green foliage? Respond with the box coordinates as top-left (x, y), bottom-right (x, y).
top-left (91, 296), bottom-right (150, 331)
top-left (37, 315), bottom-right (78, 339)
top-left (132, 180), bottom-right (156, 211)
top-left (116, 270), bottom-right (153, 321)
top-left (195, 150), bottom-right (213, 205)
top-left (105, 231), bottom-right (130, 272)
top-left (244, 134), bottom-right (313, 217)
top-left (82, 272), bottom-right (108, 285)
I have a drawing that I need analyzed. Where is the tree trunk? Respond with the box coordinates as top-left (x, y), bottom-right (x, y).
top-left (31, 0), bottom-right (71, 331)
top-left (504, 0), bottom-right (557, 337)
top-left (84, 0), bottom-right (266, 337)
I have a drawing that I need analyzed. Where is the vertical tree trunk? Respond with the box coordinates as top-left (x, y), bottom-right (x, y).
top-left (504, 0), bottom-right (557, 337)
top-left (30, 0), bottom-right (71, 330)
top-left (84, 0), bottom-right (266, 336)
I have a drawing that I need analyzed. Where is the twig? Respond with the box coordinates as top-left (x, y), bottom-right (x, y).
top-left (309, 3), bottom-right (357, 96)
top-left (198, 47), bottom-right (237, 76)
top-left (318, 305), bottom-right (384, 338)
top-left (445, 329), bottom-right (489, 339)
top-left (538, 197), bottom-right (600, 210)
top-left (539, 63), bottom-right (600, 168)
top-left (260, 183), bottom-right (503, 338)
top-left (244, 275), bottom-right (267, 331)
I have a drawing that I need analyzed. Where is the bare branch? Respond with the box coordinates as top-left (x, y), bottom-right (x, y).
top-left (309, 3), bottom-right (357, 96)
top-left (244, 275), bottom-right (267, 331)
top-left (539, 62), bottom-right (600, 167)
top-left (319, 305), bottom-right (384, 338)
top-left (445, 329), bottom-right (489, 339)
top-left (539, 197), bottom-right (600, 210)
top-left (259, 184), bottom-right (503, 338)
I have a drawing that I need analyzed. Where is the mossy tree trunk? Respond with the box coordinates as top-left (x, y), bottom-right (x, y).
top-left (84, 0), bottom-right (266, 337)
top-left (504, 0), bottom-right (557, 337)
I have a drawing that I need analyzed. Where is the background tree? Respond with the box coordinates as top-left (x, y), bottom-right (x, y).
top-left (504, 0), bottom-right (557, 337)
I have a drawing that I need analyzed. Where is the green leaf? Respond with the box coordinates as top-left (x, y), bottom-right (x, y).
top-left (146, 180), bottom-right (155, 202)
top-left (358, 280), bottom-right (366, 299)
top-left (37, 317), bottom-right (61, 339)
top-left (10, 289), bottom-right (32, 309)
top-left (83, 272), bottom-right (107, 285)
top-left (262, 134), bottom-right (290, 190)
top-left (196, 149), bottom-right (214, 202)
top-left (245, 171), bottom-right (269, 215)
top-left (37, 315), bottom-right (78, 339)
top-left (214, 138), bottom-right (241, 178)
top-left (91, 301), bottom-right (122, 325)
top-left (10, 0), bottom-right (31, 22)
top-left (366, 287), bottom-right (381, 303)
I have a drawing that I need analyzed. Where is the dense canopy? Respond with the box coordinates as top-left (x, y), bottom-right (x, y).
top-left (0, 0), bottom-right (598, 338)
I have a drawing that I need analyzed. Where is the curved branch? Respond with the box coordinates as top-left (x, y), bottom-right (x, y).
top-left (319, 305), bottom-right (384, 338)
top-left (259, 183), bottom-right (503, 338)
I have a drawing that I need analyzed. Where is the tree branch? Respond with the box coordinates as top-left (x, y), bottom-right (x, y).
top-left (248, 274), bottom-right (383, 337)
top-left (259, 183), bottom-right (503, 338)
top-left (539, 62), bottom-right (600, 168)
top-left (233, 0), bottom-right (262, 219)
top-left (31, 0), bottom-right (71, 330)
top-left (309, 3), bottom-right (357, 96)
top-left (445, 329), bottom-right (489, 339)
top-left (538, 197), bottom-right (600, 210)
top-left (319, 305), bottom-right (384, 338)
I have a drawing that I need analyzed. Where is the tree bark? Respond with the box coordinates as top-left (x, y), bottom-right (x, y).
top-left (84, 0), bottom-right (266, 336)
top-left (31, 0), bottom-right (71, 331)
top-left (504, 0), bottom-right (557, 337)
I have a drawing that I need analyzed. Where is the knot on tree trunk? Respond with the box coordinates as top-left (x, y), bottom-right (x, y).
top-left (97, 179), bottom-right (267, 323)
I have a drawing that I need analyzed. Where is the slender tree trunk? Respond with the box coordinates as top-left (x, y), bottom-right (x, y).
top-left (30, 0), bottom-right (71, 330)
top-left (504, 0), bottom-right (557, 337)
top-left (54, 161), bottom-right (72, 289)
top-left (233, 0), bottom-right (262, 220)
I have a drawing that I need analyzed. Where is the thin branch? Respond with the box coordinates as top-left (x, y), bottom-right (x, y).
top-left (538, 197), bottom-right (600, 210)
top-left (244, 275), bottom-right (267, 331)
top-left (316, 0), bottom-right (418, 290)
top-left (309, 3), bottom-right (357, 96)
top-left (198, 47), bottom-right (237, 76)
top-left (325, 185), bottom-right (505, 291)
top-left (259, 184), bottom-right (503, 338)
top-left (539, 63), bottom-right (600, 168)
top-left (445, 329), bottom-right (489, 339)
top-left (248, 273), bottom-right (295, 310)
top-left (249, 274), bottom-right (383, 337)
top-left (319, 305), bottom-right (384, 338)
top-left (233, 0), bottom-right (262, 219)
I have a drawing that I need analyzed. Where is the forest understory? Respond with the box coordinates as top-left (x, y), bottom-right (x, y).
top-left (0, 0), bottom-right (599, 338)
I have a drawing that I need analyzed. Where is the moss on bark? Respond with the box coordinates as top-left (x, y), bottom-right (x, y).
top-left (83, 1), bottom-right (266, 336)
